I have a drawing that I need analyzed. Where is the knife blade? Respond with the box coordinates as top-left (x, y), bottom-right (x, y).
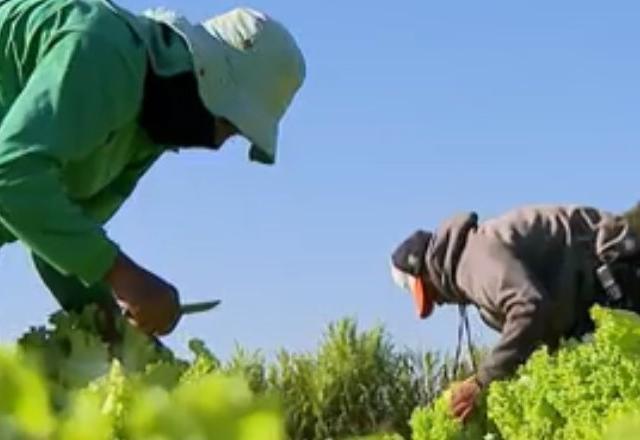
top-left (179, 299), bottom-right (221, 315)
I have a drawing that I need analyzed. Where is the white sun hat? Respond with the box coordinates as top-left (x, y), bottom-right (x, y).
top-left (145, 7), bottom-right (306, 164)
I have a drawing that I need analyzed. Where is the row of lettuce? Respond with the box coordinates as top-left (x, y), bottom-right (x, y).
top-left (4, 304), bottom-right (640, 439)
top-left (3, 307), bottom-right (457, 440)
top-left (413, 306), bottom-right (640, 440)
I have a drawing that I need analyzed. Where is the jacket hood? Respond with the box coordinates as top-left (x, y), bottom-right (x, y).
top-left (425, 212), bottom-right (478, 303)
top-left (101, 1), bottom-right (194, 77)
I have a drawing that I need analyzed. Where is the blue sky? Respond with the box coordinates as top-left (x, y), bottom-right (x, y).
top-left (1, 0), bottom-right (639, 360)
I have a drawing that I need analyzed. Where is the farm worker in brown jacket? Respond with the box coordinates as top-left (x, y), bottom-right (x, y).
top-left (0, 0), bottom-right (305, 336)
top-left (390, 205), bottom-right (640, 422)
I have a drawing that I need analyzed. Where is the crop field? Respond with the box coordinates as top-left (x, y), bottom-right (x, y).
top-left (2, 304), bottom-right (640, 440)
top-left (0, 0), bottom-right (636, 438)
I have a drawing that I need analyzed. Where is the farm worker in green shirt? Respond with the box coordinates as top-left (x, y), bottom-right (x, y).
top-left (390, 205), bottom-right (640, 423)
top-left (0, 0), bottom-right (305, 336)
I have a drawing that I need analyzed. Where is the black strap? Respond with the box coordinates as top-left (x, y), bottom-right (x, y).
top-left (429, 305), bottom-right (479, 386)
top-left (464, 306), bottom-right (478, 373)
top-left (453, 304), bottom-right (478, 378)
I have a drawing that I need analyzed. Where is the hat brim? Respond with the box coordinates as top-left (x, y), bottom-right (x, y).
top-left (210, 84), bottom-right (278, 165)
top-left (413, 277), bottom-right (435, 319)
top-left (158, 21), bottom-right (279, 165)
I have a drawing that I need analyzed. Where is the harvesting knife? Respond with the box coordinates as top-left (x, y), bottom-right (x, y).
top-left (180, 299), bottom-right (221, 316)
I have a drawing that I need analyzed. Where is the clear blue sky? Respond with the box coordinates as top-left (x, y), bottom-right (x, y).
top-left (1, 0), bottom-right (639, 360)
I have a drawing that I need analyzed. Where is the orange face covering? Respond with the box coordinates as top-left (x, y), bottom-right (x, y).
top-left (413, 276), bottom-right (435, 319)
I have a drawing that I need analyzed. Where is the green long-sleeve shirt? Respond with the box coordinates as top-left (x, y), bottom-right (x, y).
top-left (0, 0), bottom-right (193, 305)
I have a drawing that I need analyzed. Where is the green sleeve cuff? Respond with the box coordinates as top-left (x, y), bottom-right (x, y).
top-left (32, 253), bottom-right (115, 311)
top-left (76, 238), bottom-right (120, 286)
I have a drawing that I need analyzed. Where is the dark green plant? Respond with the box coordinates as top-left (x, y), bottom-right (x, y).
top-left (17, 309), bottom-right (479, 440)
top-left (225, 317), bottom-right (474, 440)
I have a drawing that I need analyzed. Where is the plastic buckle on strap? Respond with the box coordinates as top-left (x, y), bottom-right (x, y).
top-left (596, 264), bottom-right (624, 302)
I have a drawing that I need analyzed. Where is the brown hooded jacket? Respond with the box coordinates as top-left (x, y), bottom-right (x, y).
top-left (424, 205), bottom-right (637, 386)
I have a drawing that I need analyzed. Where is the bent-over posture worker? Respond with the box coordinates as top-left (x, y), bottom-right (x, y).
top-left (0, 0), bottom-right (305, 336)
top-left (390, 205), bottom-right (640, 422)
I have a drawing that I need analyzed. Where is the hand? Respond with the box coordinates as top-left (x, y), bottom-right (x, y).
top-left (450, 376), bottom-right (482, 423)
top-left (104, 252), bottom-right (181, 336)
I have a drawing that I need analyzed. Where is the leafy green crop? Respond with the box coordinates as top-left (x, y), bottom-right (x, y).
top-left (410, 306), bottom-right (640, 440)
top-left (410, 386), bottom-right (499, 440)
top-left (14, 304), bottom-right (640, 440)
top-left (4, 307), bottom-right (463, 440)
top-left (0, 347), bottom-right (55, 439)
top-left (488, 306), bottom-right (640, 440)
top-left (124, 374), bottom-right (283, 440)
top-left (0, 307), bottom-right (282, 440)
